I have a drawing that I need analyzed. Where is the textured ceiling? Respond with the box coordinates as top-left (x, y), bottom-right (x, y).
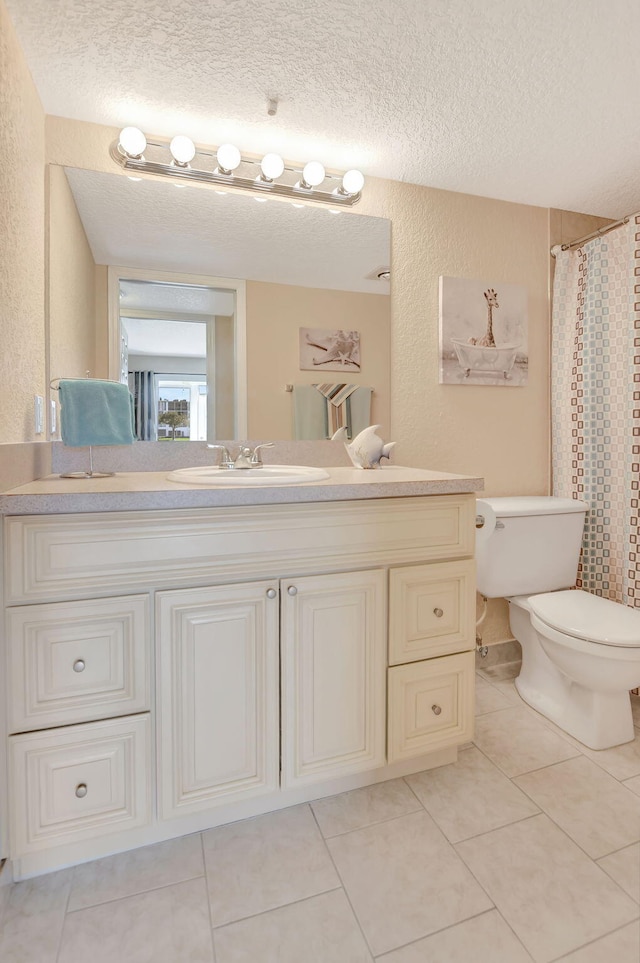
top-left (7, 0), bottom-right (640, 216)
top-left (65, 168), bottom-right (391, 293)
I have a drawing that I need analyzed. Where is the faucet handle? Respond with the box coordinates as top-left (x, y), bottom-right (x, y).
top-left (250, 442), bottom-right (275, 466)
top-left (206, 444), bottom-right (233, 468)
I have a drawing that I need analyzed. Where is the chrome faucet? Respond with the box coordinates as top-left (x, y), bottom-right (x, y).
top-left (207, 442), bottom-right (274, 469)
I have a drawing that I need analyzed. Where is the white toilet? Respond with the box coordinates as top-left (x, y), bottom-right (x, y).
top-left (476, 496), bottom-right (640, 750)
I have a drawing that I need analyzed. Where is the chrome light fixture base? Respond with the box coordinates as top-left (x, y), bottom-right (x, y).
top-left (110, 137), bottom-right (363, 207)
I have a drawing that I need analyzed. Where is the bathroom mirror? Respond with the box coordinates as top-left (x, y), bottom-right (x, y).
top-left (47, 165), bottom-right (391, 441)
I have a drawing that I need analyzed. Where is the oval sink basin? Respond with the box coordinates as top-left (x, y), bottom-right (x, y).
top-left (166, 465), bottom-right (331, 486)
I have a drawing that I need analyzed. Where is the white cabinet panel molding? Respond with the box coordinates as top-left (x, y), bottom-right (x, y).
top-left (388, 651), bottom-right (475, 762)
top-left (281, 569), bottom-right (386, 788)
top-left (157, 580), bottom-right (279, 819)
top-left (7, 595), bottom-right (150, 732)
top-left (10, 714), bottom-right (151, 855)
top-left (389, 560), bottom-right (476, 664)
top-left (4, 496), bottom-right (475, 602)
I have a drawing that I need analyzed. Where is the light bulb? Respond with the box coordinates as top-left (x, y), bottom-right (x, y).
top-left (302, 161), bottom-right (325, 188)
top-left (341, 169), bottom-right (364, 195)
top-left (260, 152), bottom-right (285, 180)
top-left (216, 143), bottom-right (241, 173)
top-left (118, 127), bottom-right (147, 158)
top-left (169, 135), bottom-right (196, 165)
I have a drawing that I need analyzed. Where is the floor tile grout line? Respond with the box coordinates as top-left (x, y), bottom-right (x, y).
top-left (307, 803), bottom-right (376, 960)
top-left (473, 741), bottom-right (640, 864)
top-left (199, 832), bottom-right (217, 963)
top-left (453, 803), bottom-right (640, 923)
top-left (470, 737), bottom-right (580, 782)
top-left (477, 676), bottom-right (640, 784)
top-left (546, 915), bottom-right (640, 962)
top-left (54, 872), bottom-right (74, 963)
top-left (318, 793), bottom-right (505, 956)
top-left (596, 839), bottom-right (640, 862)
top-left (474, 702), bottom-right (590, 757)
top-left (400, 773), bottom-right (431, 811)
top-left (314, 802), bottom-right (425, 840)
top-left (63, 869), bottom-right (207, 916)
top-left (511, 764), bottom-right (640, 863)
top-left (370, 907), bottom-right (527, 962)
top-left (452, 812), bottom-right (639, 962)
top-left (210, 885), bottom-right (344, 934)
top-left (451, 810), bottom-right (543, 847)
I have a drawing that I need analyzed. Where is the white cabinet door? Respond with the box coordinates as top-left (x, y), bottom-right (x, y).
top-left (157, 580), bottom-right (279, 819)
top-left (281, 569), bottom-right (386, 788)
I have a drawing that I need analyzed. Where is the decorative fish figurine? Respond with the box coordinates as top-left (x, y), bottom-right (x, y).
top-left (332, 425), bottom-right (396, 469)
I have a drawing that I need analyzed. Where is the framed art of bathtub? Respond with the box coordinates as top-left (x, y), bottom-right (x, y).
top-left (438, 276), bottom-right (528, 386)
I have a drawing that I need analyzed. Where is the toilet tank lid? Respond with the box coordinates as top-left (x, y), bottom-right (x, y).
top-left (477, 496), bottom-right (589, 517)
top-left (529, 590), bottom-right (640, 647)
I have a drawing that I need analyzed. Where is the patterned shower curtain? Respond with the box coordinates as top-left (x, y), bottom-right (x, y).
top-left (129, 370), bottom-right (157, 441)
top-left (551, 218), bottom-right (640, 604)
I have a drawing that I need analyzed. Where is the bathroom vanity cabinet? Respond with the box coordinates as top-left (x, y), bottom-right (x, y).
top-left (2, 490), bottom-right (477, 878)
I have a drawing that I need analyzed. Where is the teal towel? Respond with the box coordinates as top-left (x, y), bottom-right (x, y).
top-left (59, 379), bottom-right (136, 447)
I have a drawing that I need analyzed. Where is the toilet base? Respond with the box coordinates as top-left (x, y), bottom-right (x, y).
top-left (514, 673), bottom-right (635, 751)
top-left (509, 598), bottom-right (636, 751)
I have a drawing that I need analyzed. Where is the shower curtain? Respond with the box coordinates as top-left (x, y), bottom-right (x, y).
top-left (552, 218), bottom-right (640, 604)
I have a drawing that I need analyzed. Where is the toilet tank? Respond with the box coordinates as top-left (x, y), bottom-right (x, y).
top-left (476, 496), bottom-right (589, 599)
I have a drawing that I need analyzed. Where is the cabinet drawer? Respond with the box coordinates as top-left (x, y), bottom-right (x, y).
top-left (387, 651), bottom-right (474, 762)
top-left (10, 714), bottom-right (151, 855)
top-left (7, 596), bottom-right (150, 732)
top-left (389, 560), bottom-right (475, 665)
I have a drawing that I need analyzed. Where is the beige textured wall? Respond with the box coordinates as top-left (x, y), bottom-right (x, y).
top-left (0, 0), bottom-right (45, 443)
top-left (48, 165), bottom-right (96, 391)
top-left (246, 281), bottom-right (390, 440)
top-left (94, 265), bottom-right (109, 378)
top-left (356, 179), bottom-right (551, 495)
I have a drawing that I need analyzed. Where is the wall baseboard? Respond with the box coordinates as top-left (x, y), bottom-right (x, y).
top-left (476, 637), bottom-right (521, 669)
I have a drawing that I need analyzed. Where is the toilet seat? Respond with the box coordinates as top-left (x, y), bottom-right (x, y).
top-left (528, 590), bottom-right (640, 649)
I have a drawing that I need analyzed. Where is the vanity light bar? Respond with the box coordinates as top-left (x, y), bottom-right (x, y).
top-left (110, 129), bottom-right (365, 207)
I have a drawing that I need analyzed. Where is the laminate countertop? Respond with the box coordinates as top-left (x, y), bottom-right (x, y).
top-left (0, 465), bottom-right (484, 515)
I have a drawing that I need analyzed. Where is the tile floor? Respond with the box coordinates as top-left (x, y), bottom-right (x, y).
top-left (1, 663), bottom-right (639, 962)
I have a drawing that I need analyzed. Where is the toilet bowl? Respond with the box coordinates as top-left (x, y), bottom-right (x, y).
top-left (476, 496), bottom-right (640, 750)
top-left (509, 592), bottom-right (640, 750)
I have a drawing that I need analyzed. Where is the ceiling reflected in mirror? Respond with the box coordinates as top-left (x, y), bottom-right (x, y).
top-left (64, 168), bottom-right (389, 292)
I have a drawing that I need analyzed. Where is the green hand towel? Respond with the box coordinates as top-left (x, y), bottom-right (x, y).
top-left (59, 379), bottom-right (136, 447)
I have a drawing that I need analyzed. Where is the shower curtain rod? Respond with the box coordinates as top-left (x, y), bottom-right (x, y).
top-left (550, 208), bottom-right (640, 256)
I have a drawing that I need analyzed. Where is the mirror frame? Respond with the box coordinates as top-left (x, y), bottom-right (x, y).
top-left (107, 265), bottom-right (248, 438)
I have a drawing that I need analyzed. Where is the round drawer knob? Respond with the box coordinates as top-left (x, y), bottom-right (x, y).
top-left (287, 585), bottom-right (298, 596)
top-left (433, 607), bottom-right (444, 618)
top-left (432, 704), bottom-right (442, 716)
top-left (73, 659), bottom-right (86, 673)
top-left (266, 588), bottom-right (277, 599)
top-left (75, 783), bottom-right (88, 799)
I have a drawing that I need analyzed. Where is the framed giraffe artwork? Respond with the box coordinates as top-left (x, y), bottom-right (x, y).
top-left (438, 276), bottom-right (528, 386)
